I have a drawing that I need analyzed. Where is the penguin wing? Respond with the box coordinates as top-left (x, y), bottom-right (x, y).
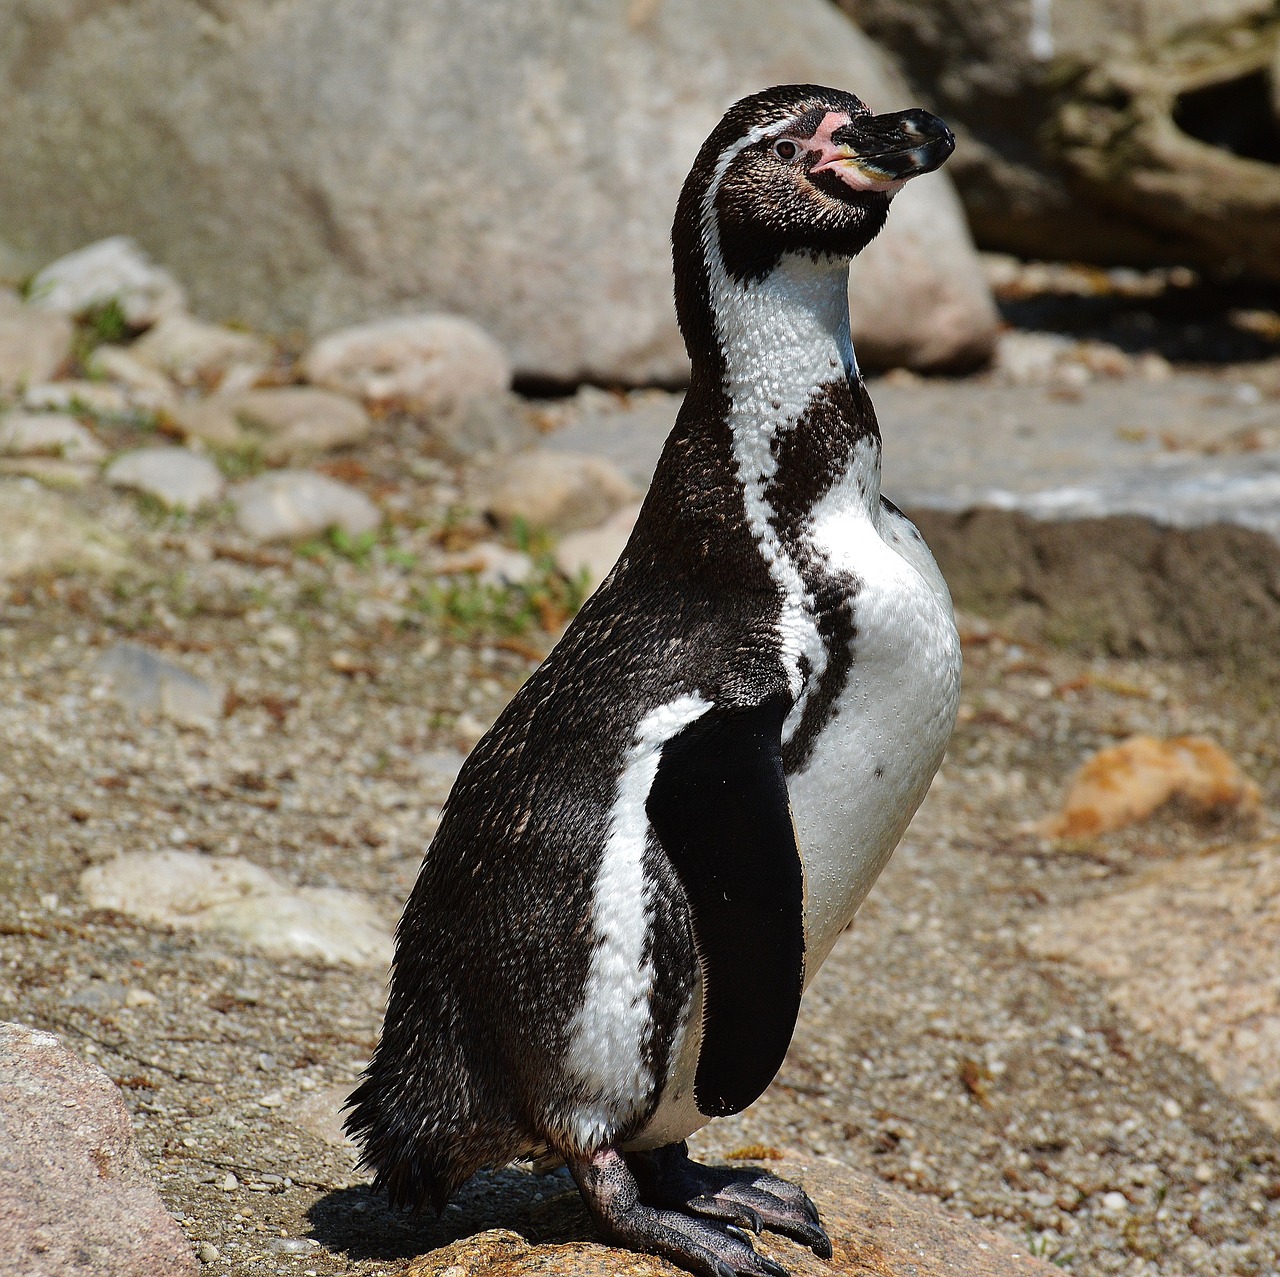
top-left (646, 695), bottom-right (805, 1118)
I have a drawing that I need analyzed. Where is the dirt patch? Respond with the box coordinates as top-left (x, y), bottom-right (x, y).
top-left (911, 508), bottom-right (1280, 685)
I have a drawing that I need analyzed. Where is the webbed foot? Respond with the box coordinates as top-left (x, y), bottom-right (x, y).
top-left (568, 1146), bottom-right (794, 1277)
top-left (627, 1141), bottom-right (832, 1261)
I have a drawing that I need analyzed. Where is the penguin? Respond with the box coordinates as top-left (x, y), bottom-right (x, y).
top-left (346, 84), bottom-right (963, 1277)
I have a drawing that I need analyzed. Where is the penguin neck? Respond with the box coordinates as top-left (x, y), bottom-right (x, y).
top-left (698, 250), bottom-right (882, 523)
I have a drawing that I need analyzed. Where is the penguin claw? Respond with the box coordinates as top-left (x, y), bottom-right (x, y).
top-left (688, 1194), bottom-right (764, 1234)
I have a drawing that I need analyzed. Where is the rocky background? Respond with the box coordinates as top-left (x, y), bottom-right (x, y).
top-left (3, 2), bottom-right (1280, 1276)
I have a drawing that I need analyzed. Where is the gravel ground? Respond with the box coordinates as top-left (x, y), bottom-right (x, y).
top-left (3, 404), bottom-right (1280, 1276)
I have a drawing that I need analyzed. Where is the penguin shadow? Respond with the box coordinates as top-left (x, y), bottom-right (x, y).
top-left (306, 1164), bottom-right (595, 1263)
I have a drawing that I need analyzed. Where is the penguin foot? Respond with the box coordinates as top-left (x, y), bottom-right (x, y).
top-left (568, 1146), bottom-right (793, 1277)
top-left (626, 1142), bottom-right (833, 1261)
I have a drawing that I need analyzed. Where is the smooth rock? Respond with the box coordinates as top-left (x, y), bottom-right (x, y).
top-left (83, 345), bottom-right (179, 412)
top-left (0, 1020), bottom-right (199, 1276)
top-left (130, 312), bottom-right (272, 386)
top-left (1030, 843), bottom-right (1280, 1130)
top-left (79, 850), bottom-right (393, 969)
top-left (554, 503), bottom-right (641, 594)
top-left (223, 386), bottom-right (373, 462)
top-left (401, 1153), bottom-right (1057, 1277)
top-left (22, 380), bottom-right (130, 416)
top-left (0, 289), bottom-right (72, 392)
top-left (0, 412), bottom-right (105, 462)
top-left (303, 313), bottom-right (509, 412)
top-left (105, 446), bottom-right (225, 510)
top-left (434, 541), bottom-right (536, 588)
top-left (27, 236), bottom-right (186, 327)
top-left (0, 480), bottom-right (129, 578)
top-left (485, 452), bottom-right (638, 535)
top-left (167, 398), bottom-right (244, 450)
top-left (230, 469), bottom-right (381, 543)
top-left (94, 642), bottom-right (226, 727)
top-left (0, 0), bottom-right (994, 381)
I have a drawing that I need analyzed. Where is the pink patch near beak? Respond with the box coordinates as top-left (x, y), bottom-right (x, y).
top-left (804, 111), bottom-right (908, 195)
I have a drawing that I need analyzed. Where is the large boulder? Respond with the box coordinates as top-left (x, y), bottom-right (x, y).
top-left (838, 0), bottom-right (1280, 275)
top-left (0, 0), bottom-right (995, 381)
top-left (0, 1021), bottom-right (198, 1276)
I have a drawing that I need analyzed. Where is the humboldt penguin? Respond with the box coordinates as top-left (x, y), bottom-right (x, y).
top-left (347, 83), bottom-right (963, 1277)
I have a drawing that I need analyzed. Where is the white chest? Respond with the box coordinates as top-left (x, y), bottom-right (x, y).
top-left (786, 498), bottom-right (962, 974)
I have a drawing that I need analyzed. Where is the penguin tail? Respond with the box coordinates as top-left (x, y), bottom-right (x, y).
top-left (343, 1029), bottom-right (524, 1213)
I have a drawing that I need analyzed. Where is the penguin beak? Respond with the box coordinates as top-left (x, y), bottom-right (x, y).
top-left (809, 108), bottom-right (955, 193)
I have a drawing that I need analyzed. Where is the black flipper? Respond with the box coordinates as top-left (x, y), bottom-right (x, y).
top-left (646, 696), bottom-right (805, 1118)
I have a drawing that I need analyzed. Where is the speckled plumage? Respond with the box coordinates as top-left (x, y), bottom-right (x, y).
top-left (347, 85), bottom-right (962, 1274)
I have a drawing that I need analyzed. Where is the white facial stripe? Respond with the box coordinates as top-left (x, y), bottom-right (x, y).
top-left (561, 693), bottom-right (711, 1151)
top-left (698, 118), bottom-right (861, 738)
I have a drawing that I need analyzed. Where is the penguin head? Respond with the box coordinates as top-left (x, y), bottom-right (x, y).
top-left (674, 84), bottom-right (954, 293)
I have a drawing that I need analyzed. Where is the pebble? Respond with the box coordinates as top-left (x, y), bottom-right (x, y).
top-left (94, 641), bottom-right (226, 727)
top-left (105, 446), bottom-right (226, 510)
top-left (0, 288), bottom-right (73, 392)
top-left (85, 344), bottom-right (180, 411)
top-left (1101, 1191), bottom-right (1130, 1213)
top-left (301, 313), bottom-right (510, 419)
top-left (554, 501), bottom-right (641, 592)
top-left (196, 1241), bottom-right (222, 1262)
top-left (79, 850), bottom-right (394, 968)
top-left (434, 540), bottom-right (534, 587)
top-left (229, 469), bottom-right (380, 543)
top-left (219, 1172), bottom-right (238, 1192)
top-left (0, 478), bottom-right (130, 578)
top-left (22, 380), bottom-right (131, 416)
top-left (484, 450), bottom-right (638, 534)
top-left (130, 312), bottom-right (272, 386)
top-left (27, 236), bottom-right (186, 327)
top-left (0, 412), bottom-right (106, 462)
top-left (219, 386), bottom-right (373, 462)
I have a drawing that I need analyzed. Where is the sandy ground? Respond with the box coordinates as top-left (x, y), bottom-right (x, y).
top-left (3, 489), bottom-right (1280, 1276)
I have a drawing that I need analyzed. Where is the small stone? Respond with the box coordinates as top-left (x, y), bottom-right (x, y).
top-left (130, 312), bottom-right (272, 386)
top-left (0, 456), bottom-right (96, 490)
top-left (27, 236), bottom-right (186, 327)
top-left (79, 850), bottom-right (393, 968)
top-left (196, 1241), bottom-right (222, 1262)
top-left (0, 480), bottom-right (130, 578)
top-left (23, 381), bottom-right (131, 416)
top-left (219, 1172), bottom-right (238, 1192)
top-left (484, 451), bottom-right (638, 535)
top-left (230, 469), bottom-right (380, 543)
top-left (0, 412), bottom-right (106, 462)
top-left (1100, 1191), bottom-right (1129, 1213)
top-left (0, 1021), bottom-right (199, 1274)
top-left (94, 641), bottom-right (226, 727)
top-left (554, 502), bottom-right (641, 593)
top-left (257, 1091), bottom-right (285, 1108)
top-left (105, 446), bottom-right (225, 510)
top-left (226, 386), bottom-right (373, 462)
top-left (434, 541), bottom-right (534, 587)
top-left (167, 398), bottom-right (244, 449)
top-left (288, 1082), bottom-right (361, 1152)
top-left (85, 345), bottom-right (180, 411)
top-left (302, 314), bottom-right (510, 423)
top-left (123, 988), bottom-right (158, 1008)
top-left (0, 289), bottom-right (73, 392)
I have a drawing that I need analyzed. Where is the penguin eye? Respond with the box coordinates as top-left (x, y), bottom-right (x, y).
top-left (772, 138), bottom-right (801, 161)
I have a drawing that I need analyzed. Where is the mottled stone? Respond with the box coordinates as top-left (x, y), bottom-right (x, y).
top-left (226, 386), bottom-right (373, 461)
top-left (105, 446), bottom-right (225, 510)
top-left (0, 1021), bottom-right (198, 1276)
